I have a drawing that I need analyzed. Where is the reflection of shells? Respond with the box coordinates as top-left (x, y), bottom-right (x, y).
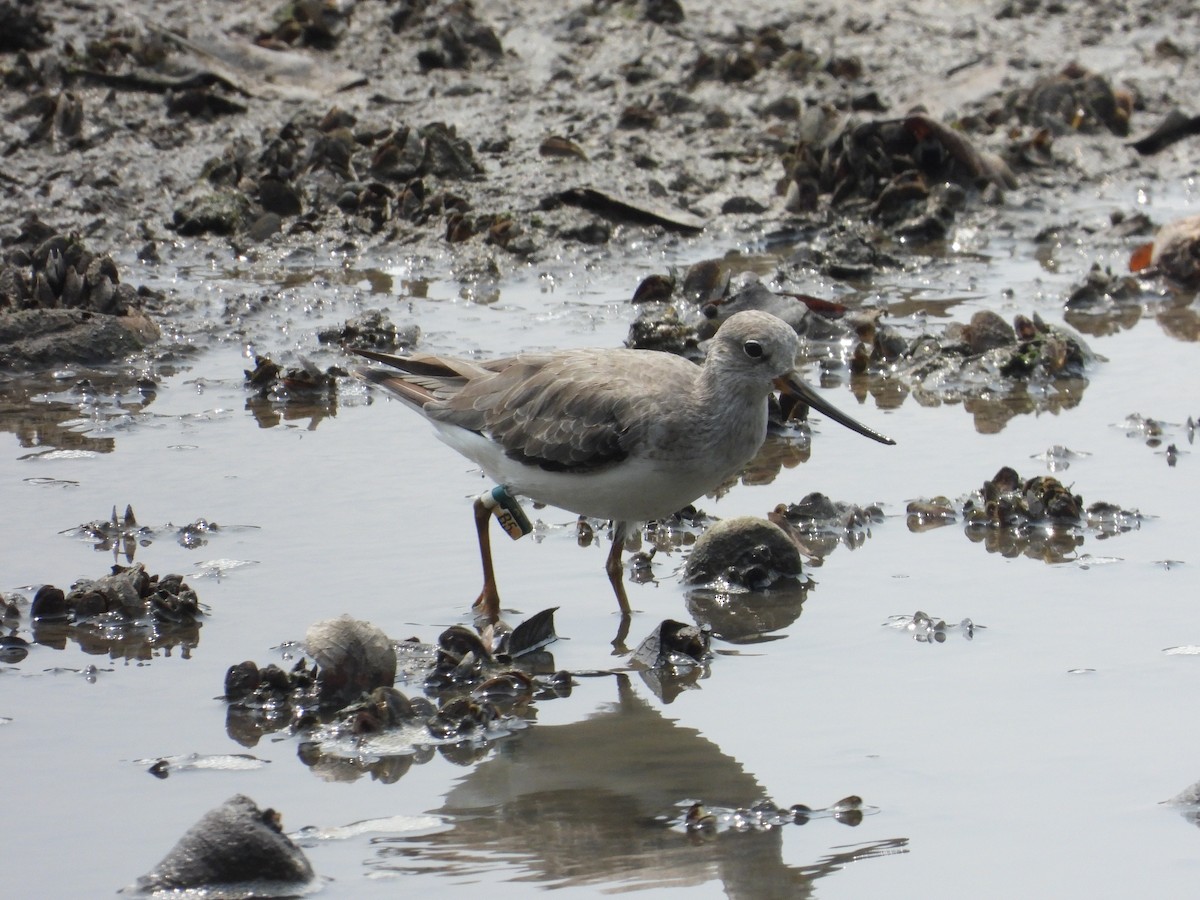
top-left (676, 794), bottom-right (877, 833)
top-left (190, 558), bottom-right (259, 578)
top-left (907, 467), bottom-right (1143, 563)
top-left (884, 611), bottom-right (978, 644)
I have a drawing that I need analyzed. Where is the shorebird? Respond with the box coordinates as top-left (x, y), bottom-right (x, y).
top-left (353, 310), bottom-right (893, 621)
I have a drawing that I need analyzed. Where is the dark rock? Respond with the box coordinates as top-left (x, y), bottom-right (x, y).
top-left (172, 191), bottom-right (254, 236)
top-left (129, 795), bottom-right (314, 893)
top-left (631, 273), bottom-right (675, 304)
top-left (0, 308), bottom-right (159, 370)
top-left (224, 660), bottom-right (262, 702)
top-left (561, 220), bottom-right (612, 244)
top-left (681, 259), bottom-right (730, 305)
top-left (246, 213), bottom-right (282, 243)
top-left (258, 179), bottom-right (303, 216)
top-left (0, 1), bottom-right (52, 51)
top-left (643, 0), bottom-right (684, 25)
top-left (946, 310), bottom-right (1017, 354)
top-left (318, 308), bottom-right (418, 350)
top-left (721, 196), bottom-right (769, 215)
top-left (682, 516), bottom-right (802, 588)
top-left (30, 585), bottom-right (68, 622)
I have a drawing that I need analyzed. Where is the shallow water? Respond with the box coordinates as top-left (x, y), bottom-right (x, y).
top-left (4, 182), bottom-right (1200, 898)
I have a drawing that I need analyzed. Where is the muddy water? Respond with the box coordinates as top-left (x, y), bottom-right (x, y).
top-left (4, 185), bottom-right (1200, 898)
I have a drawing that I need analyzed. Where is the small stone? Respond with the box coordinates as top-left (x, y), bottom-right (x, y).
top-left (129, 795), bottom-right (314, 893)
top-left (683, 516), bottom-right (802, 588)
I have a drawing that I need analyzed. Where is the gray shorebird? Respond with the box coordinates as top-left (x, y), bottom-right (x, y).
top-left (354, 310), bottom-right (894, 621)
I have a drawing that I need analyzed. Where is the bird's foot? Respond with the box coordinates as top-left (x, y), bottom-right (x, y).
top-left (610, 612), bottom-right (632, 655)
top-left (471, 586), bottom-right (502, 623)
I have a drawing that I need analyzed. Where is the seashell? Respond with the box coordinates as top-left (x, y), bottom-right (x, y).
top-left (30, 584), bottom-right (68, 622)
top-left (539, 135), bottom-right (588, 161)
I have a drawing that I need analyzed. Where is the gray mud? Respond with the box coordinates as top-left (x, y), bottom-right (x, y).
top-left (3, 0), bottom-right (1197, 365)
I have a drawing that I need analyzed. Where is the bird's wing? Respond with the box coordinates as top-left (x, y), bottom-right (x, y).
top-left (352, 349), bottom-right (498, 409)
top-left (434, 350), bottom-right (698, 473)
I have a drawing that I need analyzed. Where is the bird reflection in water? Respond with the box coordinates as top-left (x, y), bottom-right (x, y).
top-left (367, 675), bottom-right (907, 894)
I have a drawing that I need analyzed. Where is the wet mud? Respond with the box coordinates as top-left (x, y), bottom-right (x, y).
top-left (3, 0), bottom-right (1200, 896)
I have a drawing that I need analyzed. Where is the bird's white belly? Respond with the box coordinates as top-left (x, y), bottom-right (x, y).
top-left (434, 422), bottom-right (736, 523)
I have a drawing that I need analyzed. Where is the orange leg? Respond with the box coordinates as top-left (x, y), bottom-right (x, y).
top-left (605, 524), bottom-right (632, 618)
top-left (606, 526), bottom-right (633, 652)
top-left (470, 496), bottom-right (501, 621)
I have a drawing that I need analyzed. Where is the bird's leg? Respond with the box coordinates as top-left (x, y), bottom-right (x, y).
top-left (471, 496), bottom-right (501, 621)
top-left (605, 523), bottom-right (632, 617)
top-left (606, 525), bottom-right (633, 652)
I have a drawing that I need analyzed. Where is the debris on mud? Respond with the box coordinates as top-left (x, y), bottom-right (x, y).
top-left (244, 354), bottom-right (342, 399)
top-left (782, 110), bottom-right (1013, 240)
top-left (855, 309), bottom-right (1097, 382)
top-left (223, 656), bottom-right (319, 712)
top-left (317, 308), bottom-right (420, 351)
top-left (126, 794), bottom-right (314, 896)
top-left (988, 63), bottom-right (1132, 137)
top-left (0, 1), bottom-right (52, 52)
top-left (223, 609), bottom-right (571, 776)
top-left (1063, 261), bottom-right (1198, 340)
top-left (305, 615), bottom-right (397, 706)
top-left (1064, 263), bottom-right (1148, 319)
top-left (674, 505), bottom-right (873, 646)
top-left (254, 0), bottom-right (350, 50)
top-left (628, 269), bottom-right (861, 355)
top-left (906, 466), bottom-right (1145, 563)
top-left (795, 61), bottom-right (1135, 220)
top-left (631, 619), bottom-right (712, 670)
top-left (391, 0), bottom-right (505, 72)
top-left (1121, 412), bottom-right (1170, 446)
top-left (169, 110), bottom-right (489, 242)
top-left (883, 611), bottom-right (979, 644)
top-left (671, 795), bottom-right (875, 835)
top-left (142, 752), bottom-right (270, 779)
top-left (63, 504), bottom-right (238, 561)
top-left (243, 354), bottom-right (343, 428)
top-left (630, 618), bottom-right (713, 703)
top-left (699, 280), bottom-right (855, 342)
top-left (555, 187), bottom-right (706, 235)
top-left (2, 563), bottom-right (203, 662)
top-left (963, 466), bottom-right (1138, 533)
top-left (849, 309), bottom-right (1101, 432)
top-left (1030, 445), bottom-right (1092, 473)
top-left (66, 504), bottom-right (149, 562)
top-left (1132, 109), bottom-right (1200, 156)
top-left (1119, 413), bottom-right (1193, 467)
top-left (768, 492), bottom-right (884, 561)
top-left (29, 563), bottom-right (201, 625)
top-left (0, 221), bottom-right (161, 369)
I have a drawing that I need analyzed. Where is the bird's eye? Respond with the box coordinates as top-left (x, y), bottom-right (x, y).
top-left (743, 340), bottom-right (764, 359)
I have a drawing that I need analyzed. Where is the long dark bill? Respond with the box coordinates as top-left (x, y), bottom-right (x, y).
top-left (775, 373), bottom-right (896, 446)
